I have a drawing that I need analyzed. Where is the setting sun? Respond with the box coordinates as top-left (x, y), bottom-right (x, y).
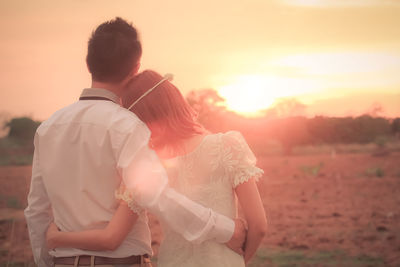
top-left (217, 75), bottom-right (273, 116)
top-left (217, 74), bottom-right (317, 117)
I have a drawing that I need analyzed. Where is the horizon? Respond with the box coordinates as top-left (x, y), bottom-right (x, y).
top-left (1, 0), bottom-right (399, 121)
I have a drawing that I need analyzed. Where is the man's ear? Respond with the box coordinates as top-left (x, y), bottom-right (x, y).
top-left (131, 62), bottom-right (141, 77)
top-left (86, 61), bottom-right (91, 74)
top-left (120, 62), bottom-right (141, 87)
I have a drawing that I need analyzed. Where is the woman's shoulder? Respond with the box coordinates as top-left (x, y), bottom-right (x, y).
top-left (204, 131), bottom-right (263, 186)
top-left (200, 131), bottom-right (250, 154)
top-left (205, 130), bottom-right (244, 139)
top-left (210, 131), bottom-right (248, 146)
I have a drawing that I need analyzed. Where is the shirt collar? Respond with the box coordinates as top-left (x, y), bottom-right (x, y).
top-left (80, 88), bottom-right (121, 104)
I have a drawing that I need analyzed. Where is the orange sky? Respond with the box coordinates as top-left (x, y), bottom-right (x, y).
top-left (0, 0), bottom-right (399, 121)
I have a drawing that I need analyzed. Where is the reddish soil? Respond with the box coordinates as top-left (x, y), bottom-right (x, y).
top-left (1, 152), bottom-right (400, 266)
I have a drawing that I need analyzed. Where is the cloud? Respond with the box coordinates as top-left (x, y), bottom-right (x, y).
top-left (280, 0), bottom-right (400, 7)
top-left (268, 51), bottom-right (400, 96)
top-left (273, 52), bottom-right (400, 76)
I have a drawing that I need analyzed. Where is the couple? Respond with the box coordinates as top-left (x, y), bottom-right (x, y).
top-left (24, 17), bottom-right (267, 267)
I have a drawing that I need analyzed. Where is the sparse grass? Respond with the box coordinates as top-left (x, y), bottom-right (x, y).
top-left (255, 142), bottom-right (390, 157)
top-left (0, 138), bottom-right (24, 150)
top-left (0, 137), bottom-right (33, 166)
top-left (0, 250), bottom-right (7, 257)
top-left (287, 141), bottom-right (400, 156)
top-left (0, 155), bottom-right (33, 166)
top-left (364, 167), bottom-right (385, 178)
top-left (248, 248), bottom-right (384, 267)
top-left (0, 195), bottom-right (24, 209)
top-left (6, 197), bottom-right (23, 210)
top-left (299, 162), bottom-right (324, 176)
top-left (253, 140), bottom-right (283, 156)
top-left (374, 135), bottom-right (389, 148)
top-left (292, 145), bottom-right (335, 155)
top-left (151, 256), bottom-right (158, 266)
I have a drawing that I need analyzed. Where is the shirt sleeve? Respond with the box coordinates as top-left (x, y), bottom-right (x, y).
top-left (24, 134), bottom-right (54, 267)
top-left (116, 122), bottom-right (235, 244)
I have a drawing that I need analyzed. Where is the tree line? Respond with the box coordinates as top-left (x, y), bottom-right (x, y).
top-left (0, 117), bottom-right (41, 165)
top-left (1, 90), bottom-right (399, 163)
top-left (187, 89), bottom-right (400, 155)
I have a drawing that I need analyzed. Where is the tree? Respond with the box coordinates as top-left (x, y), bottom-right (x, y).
top-left (186, 89), bottom-right (227, 131)
top-left (365, 102), bottom-right (384, 117)
top-left (6, 117), bottom-right (41, 143)
top-left (392, 118), bottom-right (400, 139)
top-left (266, 98), bottom-right (307, 118)
top-left (0, 111), bottom-right (11, 138)
top-left (269, 116), bottom-right (310, 155)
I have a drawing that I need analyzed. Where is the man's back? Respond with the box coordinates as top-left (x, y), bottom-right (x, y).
top-left (30, 93), bottom-right (152, 257)
top-left (25, 17), bottom-right (239, 267)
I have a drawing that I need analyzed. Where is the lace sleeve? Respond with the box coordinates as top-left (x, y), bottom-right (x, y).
top-left (220, 131), bottom-right (264, 188)
top-left (115, 183), bottom-right (144, 215)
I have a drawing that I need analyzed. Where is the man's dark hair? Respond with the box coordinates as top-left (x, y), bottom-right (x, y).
top-left (86, 17), bottom-right (142, 83)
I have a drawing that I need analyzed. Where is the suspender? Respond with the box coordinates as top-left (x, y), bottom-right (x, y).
top-left (79, 96), bottom-right (114, 102)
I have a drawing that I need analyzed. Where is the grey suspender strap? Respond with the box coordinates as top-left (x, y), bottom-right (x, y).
top-left (79, 96), bottom-right (114, 101)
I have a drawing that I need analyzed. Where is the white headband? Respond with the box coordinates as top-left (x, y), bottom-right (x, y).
top-left (127, 73), bottom-right (174, 110)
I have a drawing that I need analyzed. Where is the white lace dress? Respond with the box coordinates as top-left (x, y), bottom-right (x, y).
top-left (155, 131), bottom-right (264, 267)
top-left (116, 131), bottom-right (263, 266)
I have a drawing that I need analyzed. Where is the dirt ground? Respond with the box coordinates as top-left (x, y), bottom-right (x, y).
top-left (1, 152), bottom-right (400, 266)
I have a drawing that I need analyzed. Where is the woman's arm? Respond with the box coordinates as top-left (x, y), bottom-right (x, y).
top-left (235, 178), bottom-right (268, 263)
top-left (46, 201), bottom-right (138, 251)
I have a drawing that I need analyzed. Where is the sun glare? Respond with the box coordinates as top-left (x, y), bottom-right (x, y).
top-left (217, 75), bottom-right (273, 116)
top-left (217, 74), bottom-right (317, 117)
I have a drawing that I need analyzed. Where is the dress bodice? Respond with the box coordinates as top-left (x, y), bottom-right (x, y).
top-left (157, 131), bottom-right (264, 267)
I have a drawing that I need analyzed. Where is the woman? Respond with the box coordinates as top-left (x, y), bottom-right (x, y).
top-left (47, 70), bottom-right (268, 266)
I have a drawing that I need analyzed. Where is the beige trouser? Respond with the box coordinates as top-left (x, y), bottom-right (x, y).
top-left (55, 265), bottom-right (152, 267)
top-left (54, 255), bottom-right (152, 267)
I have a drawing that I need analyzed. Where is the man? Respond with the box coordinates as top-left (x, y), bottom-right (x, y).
top-left (24, 17), bottom-right (246, 266)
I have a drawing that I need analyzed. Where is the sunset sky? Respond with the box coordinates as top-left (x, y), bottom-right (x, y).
top-left (1, 0), bottom-right (399, 121)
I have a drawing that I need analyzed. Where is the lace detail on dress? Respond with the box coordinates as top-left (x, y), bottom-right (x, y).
top-left (232, 166), bottom-right (264, 187)
top-left (115, 184), bottom-right (143, 215)
top-left (158, 131), bottom-right (261, 267)
top-left (218, 131), bottom-right (264, 188)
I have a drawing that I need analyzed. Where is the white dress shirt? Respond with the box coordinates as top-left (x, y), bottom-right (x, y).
top-left (24, 88), bottom-right (234, 266)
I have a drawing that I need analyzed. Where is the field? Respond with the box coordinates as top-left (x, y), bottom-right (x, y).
top-left (1, 151), bottom-right (400, 266)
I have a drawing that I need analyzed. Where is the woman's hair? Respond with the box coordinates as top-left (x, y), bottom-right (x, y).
top-left (122, 70), bottom-right (204, 149)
